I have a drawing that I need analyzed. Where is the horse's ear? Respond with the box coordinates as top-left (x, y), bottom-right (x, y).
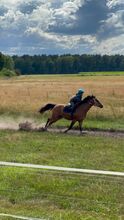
top-left (92, 94), bottom-right (95, 98)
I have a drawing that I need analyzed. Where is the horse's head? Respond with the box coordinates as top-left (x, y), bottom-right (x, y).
top-left (89, 95), bottom-right (103, 108)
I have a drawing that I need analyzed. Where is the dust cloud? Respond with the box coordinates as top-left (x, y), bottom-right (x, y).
top-left (0, 117), bottom-right (45, 131)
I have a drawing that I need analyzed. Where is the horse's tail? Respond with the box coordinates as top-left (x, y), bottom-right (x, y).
top-left (39, 103), bottom-right (56, 114)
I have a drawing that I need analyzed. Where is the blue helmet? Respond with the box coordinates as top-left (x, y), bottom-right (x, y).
top-left (77, 88), bottom-right (84, 94)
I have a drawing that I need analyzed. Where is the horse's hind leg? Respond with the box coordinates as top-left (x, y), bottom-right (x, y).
top-left (45, 107), bottom-right (63, 130)
top-left (45, 118), bottom-right (50, 129)
top-left (45, 117), bottom-right (61, 130)
top-left (64, 121), bottom-right (76, 133)
top-left (47, 119), bottom-right (56, 127)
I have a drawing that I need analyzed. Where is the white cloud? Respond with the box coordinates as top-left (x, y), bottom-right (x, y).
top-left (93, 34), bottom-right (124, 54)
top-left (107, 0), bottom-right (124, 8)
top-left (0, 9), bottom-right (25, 30)
top-left (26, 26), bottom-right (96, 51)
top-left (53, 0), bottom-right (85, 26)
top-left (0, 1), bottom-right (54, 32)
top-left (29, 4), bottom-right (54, 31)
top-left (98, 7), bottom-right (124, 41)
top-left (0, 0), bottom-right (21, 8)
top-left (0, 0), bottom-right (124, 55)
top-left (106, 10), bottom-right (124, 28)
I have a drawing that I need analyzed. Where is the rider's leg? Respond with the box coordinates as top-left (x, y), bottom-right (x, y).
top-left (71, 103), bottom-right (75, 119)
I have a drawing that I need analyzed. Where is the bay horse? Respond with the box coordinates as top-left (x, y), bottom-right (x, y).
top-left (39, 95), bottom-right (103, 133)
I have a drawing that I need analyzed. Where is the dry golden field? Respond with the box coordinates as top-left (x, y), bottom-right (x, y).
top-left (0, 75), bottom-right (123, 119)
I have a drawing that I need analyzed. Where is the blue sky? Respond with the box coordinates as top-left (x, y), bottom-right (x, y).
top-left (0, 0), bottom-right (124, 55)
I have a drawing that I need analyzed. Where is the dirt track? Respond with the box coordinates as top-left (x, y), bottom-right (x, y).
top-left (48, 128), bottom-right (124, 138)
top-left (0, 121), bottom-right (123, 138)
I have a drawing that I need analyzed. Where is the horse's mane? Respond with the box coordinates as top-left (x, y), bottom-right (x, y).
top-left (74, 95), bottom-right (95, 111)
top-left (80, 95), bottom-right (95, 105)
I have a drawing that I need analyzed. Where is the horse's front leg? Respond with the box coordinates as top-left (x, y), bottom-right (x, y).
top-left (79, 121), bottom-right (83, 134)
top-left (64, 121), bottom-right (76, 133)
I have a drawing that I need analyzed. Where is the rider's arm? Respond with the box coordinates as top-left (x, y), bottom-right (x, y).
top-left (70, 96), bottom-right (77, 104)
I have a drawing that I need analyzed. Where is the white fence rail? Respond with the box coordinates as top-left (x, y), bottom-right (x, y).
top-left (0, 161), bottom-right (124, 177)
top-left (0, 213), bottom-right (46, 220)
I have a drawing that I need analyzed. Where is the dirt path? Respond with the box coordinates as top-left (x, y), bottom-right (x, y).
top-left (0, 120), bottom-right (123, 138)
top-left (48, 128), bottom-right (124, 138)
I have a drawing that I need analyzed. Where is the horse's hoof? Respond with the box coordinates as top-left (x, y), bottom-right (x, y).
top-left (80, 131), bottom-right (86, 135)
top-left (38, 127), bottom-right (47, 132)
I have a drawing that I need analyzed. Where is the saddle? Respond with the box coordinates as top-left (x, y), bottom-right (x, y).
top-left (63, 104), bottom-right (73, 113)
top-left (63, 102), bottom-right (81, 114)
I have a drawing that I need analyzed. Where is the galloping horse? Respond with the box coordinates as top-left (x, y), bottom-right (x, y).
top-left (39, 95), bottom-right (103, 133)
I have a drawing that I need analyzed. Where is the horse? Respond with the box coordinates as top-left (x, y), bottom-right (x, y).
top-left (39, 95), bottom-right (103, 133)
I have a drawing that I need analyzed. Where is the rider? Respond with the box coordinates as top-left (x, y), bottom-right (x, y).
top-left (69, 88), bottom-right (84, 118)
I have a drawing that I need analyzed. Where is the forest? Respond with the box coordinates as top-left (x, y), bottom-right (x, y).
top-left (13, 54), bottom-right (124, 74)
top-left (0, 52), bottom-right (124, 75)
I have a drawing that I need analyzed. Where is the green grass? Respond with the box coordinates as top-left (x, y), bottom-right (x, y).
top-left (0, 130), bottom-right (123, 219)
top-left (8, 71), bottom-right (124, 77)
top-left (0, 167), bottom-right (123, 220)
top-left (54, 116), bottom-right (124, 131)
top-left (0, 130), bottom-right (123, 171)
top-left (79, 71), bottom-right (124, 76)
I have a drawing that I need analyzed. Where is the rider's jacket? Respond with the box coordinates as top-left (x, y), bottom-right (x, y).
top-left (69, 94), bottom-right (83, 108)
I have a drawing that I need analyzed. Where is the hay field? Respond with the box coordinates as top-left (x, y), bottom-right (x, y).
top-left (0, 75), bottom-right (123, 119)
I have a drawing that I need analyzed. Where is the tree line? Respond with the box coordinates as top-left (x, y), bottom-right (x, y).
top-left (0, 52), bottom-right (14, 71)
top-left (0, 52), bottom-right (16, 77)
top-left (13, 54), bottom-right (124, 74)
top-left (0, 52), bottom-right (124, 75)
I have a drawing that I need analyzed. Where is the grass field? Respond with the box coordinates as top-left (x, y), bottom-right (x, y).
top-left (0, 74), bottom-right (124, 130)
top-left (79, 71), bottom-right (124, 76)
top-left (0, 73), bottom-right (124, 219)
top-left (0, 130), bottom-right (123, 171)
top-left (0, 167), bottom-right (123, 220)
top-left (0, 130), bottom-right (124, 219)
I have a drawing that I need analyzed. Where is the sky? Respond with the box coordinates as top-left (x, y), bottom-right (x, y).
top-left (0, 0), bottom-right (124, 55)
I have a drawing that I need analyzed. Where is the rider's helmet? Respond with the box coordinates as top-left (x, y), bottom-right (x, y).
top-left (77, 88), bottom-right (84, 94)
